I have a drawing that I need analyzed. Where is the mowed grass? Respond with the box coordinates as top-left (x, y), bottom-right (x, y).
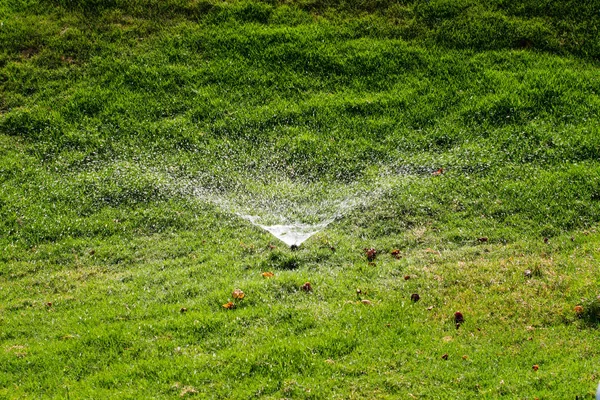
top-left (1, 0), bottom-right (600, 398)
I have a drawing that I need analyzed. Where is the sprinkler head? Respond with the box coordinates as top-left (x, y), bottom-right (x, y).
top-left (290, 244), bottom-right (299, 251)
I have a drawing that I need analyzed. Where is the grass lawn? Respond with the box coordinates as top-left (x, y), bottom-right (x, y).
top-left (1, 0), bottom-right (600, 398)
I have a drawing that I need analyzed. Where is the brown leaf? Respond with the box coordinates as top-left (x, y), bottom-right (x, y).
top-left (532, 364), bottom-right (539, 371)
top-left (223, 302), bottom-right (235, 309)
top-left (410, 293), bottom-right (420, 302)
top-left (262, 271), bottom-right (274, 278)
top-left (301, 282), bottom-right (312, 292)
top-left (432, 168), bottom-right (444, 176)
top-left (361, 299), bottom-right (372, 305)
top-left (391, 249), bottom-right (401, 259)
top-left (441, 353), bottom-right (449, 360)
top-left (364, 248), bottom-right (377, 261)
top-left (232, 289), bottom-right (245, 299)
top-left (477, 237), bottom-right (488, 243)
top-left (454, 311), bottom-right (464, 324)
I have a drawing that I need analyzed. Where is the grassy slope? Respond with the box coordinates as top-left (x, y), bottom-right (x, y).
top-left (1, 0), bottom-right (600, 398)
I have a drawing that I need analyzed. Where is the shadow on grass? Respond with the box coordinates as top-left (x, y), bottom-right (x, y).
top-left (581, 297), bottom-right (600, 328)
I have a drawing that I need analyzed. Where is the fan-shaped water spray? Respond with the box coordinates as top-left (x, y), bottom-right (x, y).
top-left (191, 164), bottom-right (404, 247)
top-left (239, 215), bottom-right (334, 247)
top-left (73, 150), bottom-right (419, 247)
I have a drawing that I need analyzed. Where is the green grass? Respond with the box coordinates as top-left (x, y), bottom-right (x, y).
top-left (1, 0), bottom-right (600, 398)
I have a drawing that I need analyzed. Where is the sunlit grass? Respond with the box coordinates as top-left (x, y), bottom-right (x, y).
top-left (1, 0), bottom-right (600, 397)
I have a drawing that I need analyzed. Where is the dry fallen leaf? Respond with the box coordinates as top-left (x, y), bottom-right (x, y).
top-left (223, 302), bottom-right (235, 309)
top-left (364, 248), bottom-right (377, 261)
top-left (262, 271), bottom-right (274, 278)
top-left (232, 289), bottom-right (245, 299)
top-left (410, 293), bottom-right (420, 302)
top-left (361, 299), bottom-right (372, 305)
top-left (180, 307), bottom-right (187, 313)
top-left (301, 282), bottom-right (312, 292)
top-left (574, 305), bottom-right (584, 314)
top-left (532, 364), bottom-right (539, 371)
top-left (441, 353), bottom-right (449, 360)
top-left (391, 249), bottom-right (401, 259)
top-left (454, 311), bottom-right (464, 324)
top-left (432, 168), bottom-right (444, 176)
